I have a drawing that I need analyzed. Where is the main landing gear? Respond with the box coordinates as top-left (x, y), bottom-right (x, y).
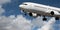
top-left (43, 16), bottom-right (59, 20)
top-left (42, 16), bottom-right (59, 21)
top-left (43, 16), bottom-right (47, 21)
top-left (55, 17), bottom-right (59, 20)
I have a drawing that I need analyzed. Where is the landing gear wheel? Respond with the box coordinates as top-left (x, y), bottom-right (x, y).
top-left (43, 17), bottom-right (47, 21)
top-left (43, 16), bottom-right (47, 21)
top-left (55, 17), bottom-right (59, 20)
top-left (22, 10), bottom-right (27, 15)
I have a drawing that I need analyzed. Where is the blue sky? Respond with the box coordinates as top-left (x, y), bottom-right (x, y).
top-left (0, 0), bottom-right (60, 30)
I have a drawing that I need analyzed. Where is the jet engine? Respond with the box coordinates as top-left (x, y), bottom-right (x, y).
top-left (50, 11), bottom-right (60, 15)
top-left (29, 13), bottom-right (38, 17)
top-left (50, 11), bottom-right (54, 15)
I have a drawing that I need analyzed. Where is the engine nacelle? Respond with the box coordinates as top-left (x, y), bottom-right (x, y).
top-left (46, 10), bottom-right (60, 15)
top-left (50, 11), bottom-right (54, 15)
top-left (29, 13), bottom-right (38, 17)
top-left (29, 13), bottom-right (32, 16)
top-left (50, 11), bottom-right (60, 15)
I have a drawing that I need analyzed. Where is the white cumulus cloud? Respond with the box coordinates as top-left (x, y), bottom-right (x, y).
top-left (0, 0), bottom-right (11, 4)
top-left (0, 5), bottom-right (5, 15)
top-left (0, 14), bottom-right (33, 30)
top-left (37, 17), bottom-right (55, 30)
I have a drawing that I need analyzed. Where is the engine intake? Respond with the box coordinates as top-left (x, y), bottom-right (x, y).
top-left (29, 13), bottom-right (32, 16)
top-left (29, 13), bottom-right (38, 17)
top-left (50, 11), bottom-right (54, 15)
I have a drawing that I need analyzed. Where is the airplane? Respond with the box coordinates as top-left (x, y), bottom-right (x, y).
top-left (19, 2), bottom-right (60, 21)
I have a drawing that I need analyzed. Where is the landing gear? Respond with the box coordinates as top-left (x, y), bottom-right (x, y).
top-left (22, 10), bottom-right (27, 15)
top-left (43, 16), bottom-right (47, 21)
top-left (55, 17), bottom-right (59, 20)
top-left (24, 13), bottom-right (27, 15)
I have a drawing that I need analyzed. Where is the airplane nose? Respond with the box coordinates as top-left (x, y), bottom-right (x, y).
top-left (19, 5), bottom-right (24, 8)
top-left (19, 5), bottom-right (22, 7)
top-left (19, 5), bottom-right (25, 10)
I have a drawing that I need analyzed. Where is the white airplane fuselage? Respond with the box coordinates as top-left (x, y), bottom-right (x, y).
top-left (19, 2), bottom-right (60, 18)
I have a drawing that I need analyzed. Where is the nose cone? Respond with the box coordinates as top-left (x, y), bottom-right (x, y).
top-left (19, 5), bottom-right (25, 9)
top-left (19, 5), bottom-right (22, 8)
top-left (19, 5), bottom-right (25, 10)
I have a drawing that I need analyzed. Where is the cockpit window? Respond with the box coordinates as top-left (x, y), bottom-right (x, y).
top-left (24, 4), bottom-right (27, 5)
top-left (23, 4), bottom-right (27, 5)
